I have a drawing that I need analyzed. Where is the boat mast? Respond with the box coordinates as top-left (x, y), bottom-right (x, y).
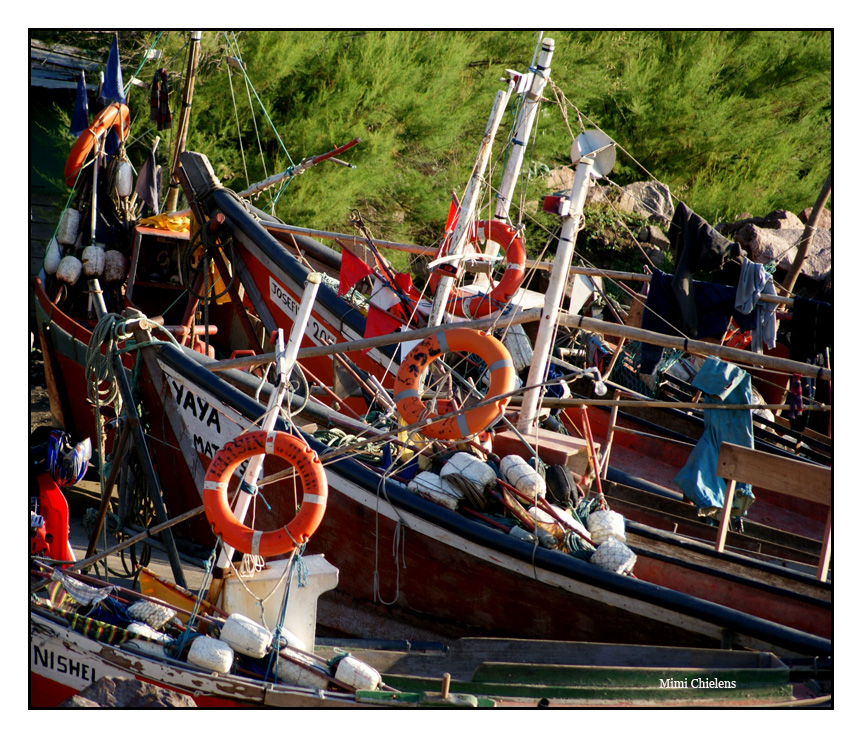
top-left (427, 83), bottom-right (514, 328)
top-left (494, 36), bottom-right (554, 223)
top-left (516, 141), bottom-right (610, 432)
top-left (165, 31), bottom-right (202, 213)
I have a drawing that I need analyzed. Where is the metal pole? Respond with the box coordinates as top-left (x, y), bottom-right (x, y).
top-left (517, 154), bottom-right (595, 432)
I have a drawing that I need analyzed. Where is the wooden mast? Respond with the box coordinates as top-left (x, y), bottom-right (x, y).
top-left (165, 31), bottom-right (202, 213)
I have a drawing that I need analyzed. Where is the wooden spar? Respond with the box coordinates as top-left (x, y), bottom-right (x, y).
top-left (557, 313), bottom-right (831, 382)
top-left (780, 170), bottom-right (832, 297)
top-left (165, 31), bottom-right (202, 213)
top-left (494, 37), bottom-right (554, 221)
top-left (237, 138), bottom-right (361, 199)
top-left (257, 223), bottom-right (794, 308)
top-left (429, 84), bottom-right (514, 327)
top-left (207, 309), bottom-right (544, 372)
top-left (518, 150), bottom-right (596, 432)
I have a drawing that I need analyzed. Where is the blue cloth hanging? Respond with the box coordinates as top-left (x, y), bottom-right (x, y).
top-left (101, 35), bottom-right (126, 105)
top-left (673, 357), bottom-right (755, 514)
top-left (69, 72), bottom-right (89, 137)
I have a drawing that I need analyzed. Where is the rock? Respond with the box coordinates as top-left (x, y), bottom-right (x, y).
top-left (545, 166), bottom-right (574, 193)
top-left (639, 244), bottom-right (667, 268)
top-left (735, 223), bottom-right (832, 281)
top-left (637, 225), bottom-right (671, 250)
top-left (57, 676), bottom-right (197, 708)
top-left (617, 181), bottom-right (674, 223)
top-left (718, 209), bottom-right (803, 239)
top-left (799, 206), bottom-right (831, 229)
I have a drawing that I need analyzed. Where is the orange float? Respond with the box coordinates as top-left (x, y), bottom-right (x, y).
top-left (202, 430), bottom-right (327, 557)
top-left (64, 103), bottom-right (131, 187)
top-left (394, 327), bottom-right (515, 440)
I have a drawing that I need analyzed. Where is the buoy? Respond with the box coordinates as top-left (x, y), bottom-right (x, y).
top-left (187, 635), bottom-right (234, 674)
top-left (219, 613), bottom-right (272, 659)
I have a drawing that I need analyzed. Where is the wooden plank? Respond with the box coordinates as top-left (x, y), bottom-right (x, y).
top-left (715, 443), bottom-right (831, 506)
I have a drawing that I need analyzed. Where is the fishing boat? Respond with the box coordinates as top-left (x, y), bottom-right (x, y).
top-left (31, 32), bottom-right (832, 688)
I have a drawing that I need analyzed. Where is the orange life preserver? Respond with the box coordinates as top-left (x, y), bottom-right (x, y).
top-left (429, 220), bottom-right (526, 319)
top-left (393, 327), bottom-right (516, 440)
top-left (64, 103), bottom-right (131, 187)
top-left (202, 430), bottom-right (327, 557)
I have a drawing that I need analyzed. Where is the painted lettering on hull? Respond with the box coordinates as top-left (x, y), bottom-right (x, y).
top-left (268, 276), bottom-right (337, 347)
top-left (31, 644), bottom-right (98, 687)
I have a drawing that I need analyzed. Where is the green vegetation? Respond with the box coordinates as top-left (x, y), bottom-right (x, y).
top-left (33, 30), bottom-right (831, 262)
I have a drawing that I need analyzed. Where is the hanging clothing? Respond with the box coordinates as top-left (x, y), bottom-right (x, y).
top-left (150, 69), bottom-right (172, 131)
top-left (639, 270), bottom-right (757, 374)
top-left (673, 357), bottom-right (755, 519)
top-left (669, 202), bottom-right (743, 338)
top-left (788, 297), bottom-right (832, 433)
top-left (734, 257), bottom-right (777, 353)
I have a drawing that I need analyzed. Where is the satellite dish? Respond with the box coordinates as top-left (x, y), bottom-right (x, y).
top-left (570, 130), bottom-right (616, 177)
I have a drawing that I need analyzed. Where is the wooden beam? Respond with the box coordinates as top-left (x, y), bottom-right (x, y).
top-left (715, 443), bottom-right (831, 506)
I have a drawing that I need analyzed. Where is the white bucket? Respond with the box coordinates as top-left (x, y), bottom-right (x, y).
top-left (334, 655), bottom-right (382, 691)
top-left (187, 636), bottom-right (234, 674)
top-left (220, 613), bottom-right (272, 659)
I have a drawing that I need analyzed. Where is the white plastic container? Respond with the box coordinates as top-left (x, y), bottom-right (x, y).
top-left (187, 636), bottom-right (234, 674)
top-left (334, 655), bottom-right (381, 691)
top-left (275, 649), bottom-right (330, 689)
top-left (81, 245), bottom-right (105, 277)
top-left (220, 554), bottom-right (338, 654)
top-left (57, 209), bottom-right (81, 245)
top-left (44, 238), bottom-right (62, 275)
top-left (587, 509), bottom-right (627, 544)
top-left (501, 455), bottom-right (546, 499)
top-left (56, 255), bottom-right (82, 285)
top-left (220, 613), bottom-right (272, 659)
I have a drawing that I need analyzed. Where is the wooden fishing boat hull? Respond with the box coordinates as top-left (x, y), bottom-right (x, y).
top-left (131, 341), bottom-right (830, 657)
top-left (29, 610), bottom-right (359, 708)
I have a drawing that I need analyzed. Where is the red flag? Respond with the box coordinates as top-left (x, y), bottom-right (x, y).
top-left (445, 195), bottom-right (459, 233)
top-left (363, 304), bottom-right (403, 352)
top-left (339, 248), bottom-right (374, 296)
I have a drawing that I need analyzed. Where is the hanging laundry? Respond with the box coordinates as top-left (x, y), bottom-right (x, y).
top-left (101, 34), bottom-right (126, 105)
top-left (668, 202), bottom-right (742, 338)
top-left (734, 257), bottom-right (777, 353)
top-left (150, 68), bottom-right (172, 131)
top-left (788, 297), bottom-right (832, 433)
top-left (673, 357), bottom-right (755, 520)
top-left (69, 71), bottom-right (89, 137)
top-left (639, 270), bottom-right (757, 374)
top-left (135, 149), bottom-right (162, 215)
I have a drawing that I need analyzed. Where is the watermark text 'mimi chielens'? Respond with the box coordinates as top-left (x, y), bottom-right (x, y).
top-left (659, 678), bottom-right (737, 689)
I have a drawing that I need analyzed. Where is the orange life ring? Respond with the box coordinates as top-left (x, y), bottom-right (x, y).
top-left (393, 327), bottom-right (515, 440)
top-left (202, 430), bottom-right (328, 557)
top-left (429, 220), bottom-right (526, 319)
top-left (64, 103), bottom-right (131, 187)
